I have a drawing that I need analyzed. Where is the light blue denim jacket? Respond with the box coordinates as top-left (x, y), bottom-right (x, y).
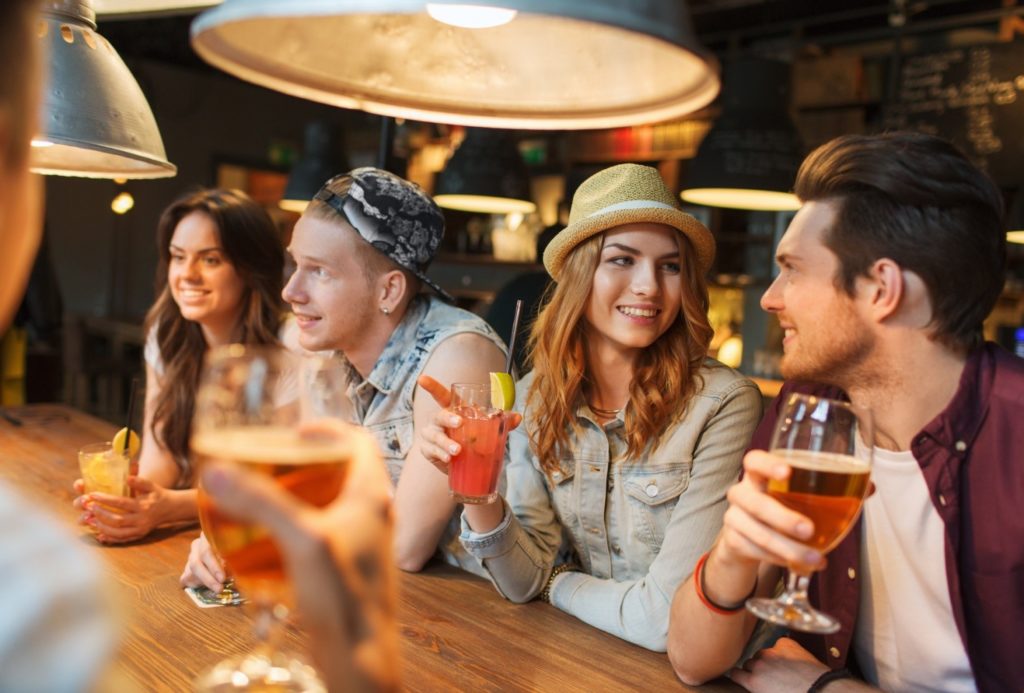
top-left (339, 294), bottom-right (506, 573)
top-left (460, 361), bottom-right (762, 650)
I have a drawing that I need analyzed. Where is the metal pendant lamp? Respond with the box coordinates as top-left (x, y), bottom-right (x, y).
top-left (31, 0), bottom-right (177, 179)
top-left (434, 129), bottom-right (535, 215)
top-left (681, 58), bottom-right (802, 211)
top-left (93, 0), bottom-right (221, 16)
top-left (190, 0), bottom-right (720, 130)
top-left (280, 122), bottom-right (349, 213)
top-left (1009, 189), bottom-right (1024, 245)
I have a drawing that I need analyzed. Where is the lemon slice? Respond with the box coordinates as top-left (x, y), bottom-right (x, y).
top-left (490, 372), bottom-right (515, 411)
top-left (112, 427), bottom-right (141, 458)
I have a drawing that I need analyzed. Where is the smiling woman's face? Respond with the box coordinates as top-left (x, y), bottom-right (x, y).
top-left (583, 222), bottom-right (684, 360)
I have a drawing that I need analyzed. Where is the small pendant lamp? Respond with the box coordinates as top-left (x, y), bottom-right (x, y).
top-left (190, 0), bottom-right (720, 130)
top-left (280, 122), bottom-right (349, 213)
top-left (31, 0), bottom-right (177, 179)
top-left (681, 58), bottom-right (802, 211)
top-left (434, 129), bottom-right (535, 215)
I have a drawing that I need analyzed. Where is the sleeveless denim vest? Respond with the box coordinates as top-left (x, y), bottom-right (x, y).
top-left (340, 295), bottom-right (507, 573)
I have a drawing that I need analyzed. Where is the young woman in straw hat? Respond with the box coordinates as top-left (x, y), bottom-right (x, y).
top-left (419, 163), bottom-right (762, 650)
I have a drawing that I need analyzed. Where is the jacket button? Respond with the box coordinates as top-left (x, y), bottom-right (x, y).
top-left (955, 440), bottom-right (966, 452)
top-left (829, 646), bottom-right (841, 658)
top-left (645, 483), bottom-right (659, 497)
top-left (939, 494), bottom-right (947, 506)
top-left (847, 567), bottom-right (856, 580)
top-left (553, 472), bottom-right (562, 481)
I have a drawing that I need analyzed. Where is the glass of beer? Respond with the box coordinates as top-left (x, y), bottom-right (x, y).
top-left (745, 393), bottom-right (872, 634)
top-left (191, 344), bottom-right (349, 692)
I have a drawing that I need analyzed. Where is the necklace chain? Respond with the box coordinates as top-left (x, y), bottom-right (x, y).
top-left (588, 402), bottom-right (623, 418)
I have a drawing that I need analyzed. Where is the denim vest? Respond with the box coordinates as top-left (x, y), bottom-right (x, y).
top-left (461, 361), bottom-right (763, 649)
top-left (340, 295), bottom-right (506, 572)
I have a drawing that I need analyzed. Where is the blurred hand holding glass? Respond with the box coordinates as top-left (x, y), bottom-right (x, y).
top-left (745, 393), bottom-right (872, 634)
top-left (191, 344), bottom-right (349, 692)
top-left (78, 442), bottom-right (130, 503)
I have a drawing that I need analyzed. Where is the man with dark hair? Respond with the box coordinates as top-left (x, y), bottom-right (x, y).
top-left (667, 132), bottom-right (1023, 693)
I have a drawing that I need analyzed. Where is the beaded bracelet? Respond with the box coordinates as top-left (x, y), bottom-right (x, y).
top-left (693, 551), bottom-right (756, 615)
top-left (539, 563), bottom-right (574, 603)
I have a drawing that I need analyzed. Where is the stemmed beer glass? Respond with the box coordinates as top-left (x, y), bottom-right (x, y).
top-left (745, 393), bottom-right (873, 634)
top-left (191, 344), bottom-right (349, 691)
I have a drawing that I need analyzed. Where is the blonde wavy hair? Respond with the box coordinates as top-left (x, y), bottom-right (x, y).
top-left (525, 230), bottom-right (713, 475)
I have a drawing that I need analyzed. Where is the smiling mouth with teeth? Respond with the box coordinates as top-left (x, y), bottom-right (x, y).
top-left (618, 306), bottom-right (658, 318)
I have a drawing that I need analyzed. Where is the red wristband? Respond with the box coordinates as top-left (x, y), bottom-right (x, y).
top-left (694, 551), bottom-right (755, 616)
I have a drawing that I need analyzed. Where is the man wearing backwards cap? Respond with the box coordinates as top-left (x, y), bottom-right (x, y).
top-left (183, 167), bottom-right (506, 582)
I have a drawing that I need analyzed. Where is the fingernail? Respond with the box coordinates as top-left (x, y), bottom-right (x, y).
top-left (448, 443), bottom-right (459, 454)
top-left (805, 550), bottom-right (822, 565)
top-left (796, 521), bottom-right (812, 539)
top-left (448, 415), bottom-right (461, 427)
top-left (773, 464), bottom-right (789, 477)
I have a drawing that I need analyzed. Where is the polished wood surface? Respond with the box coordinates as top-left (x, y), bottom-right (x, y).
top-left (0, 404), bottom-right (739, 692)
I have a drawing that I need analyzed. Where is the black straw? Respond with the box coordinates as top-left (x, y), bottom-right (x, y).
top-left (504, 299), bottom-right (523, 375)
top-left (122, 378), bottom-right (139, 453)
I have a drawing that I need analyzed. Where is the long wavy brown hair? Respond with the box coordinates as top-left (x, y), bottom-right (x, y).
top-left (144, 189), bottom-right (284, 483)
top-left (525, 230), bottom-right (713, 475)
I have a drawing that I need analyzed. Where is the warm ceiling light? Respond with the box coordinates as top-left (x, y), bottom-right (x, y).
top-left (31, 0), bottom-right (176, 179)
top-left (111, 191), bottom-right (135, 214)
top-left (681, 58), bottom-right (802, 211)
top-left (1008, 231), bottom-right (1024, 244)
top-left (681, 188), bottom-right (801, 212)
top-left (426, 4), bottom-right (516, 29)
top-left (31, 139), bottom-right (54, 148)
top-left (191, 1), bottom-right (719, 130)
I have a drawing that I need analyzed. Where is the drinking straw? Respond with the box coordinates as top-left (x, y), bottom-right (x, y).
top-left (504, 299), bottom-right (523, 375)
top-left (122, 377), bottom-right (139, 453)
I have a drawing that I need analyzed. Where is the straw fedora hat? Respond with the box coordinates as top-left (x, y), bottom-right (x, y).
top-left (543, 164), bottom-right (714, 281)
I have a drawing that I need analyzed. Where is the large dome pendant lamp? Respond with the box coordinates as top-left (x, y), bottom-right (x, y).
top-left (31, 0), bottom-right (177, 179)
top-left (681, 58), bottom-right (802, 212)
top-left (190, 0), bottom-right (720, 130)
top-left (434, 129), bottom-right (535, 215)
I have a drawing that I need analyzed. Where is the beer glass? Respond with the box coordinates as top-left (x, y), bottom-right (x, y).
top-left (746, 394), bottom-right (872, 634)
top-left (191, 344), bottom-right (349, 692)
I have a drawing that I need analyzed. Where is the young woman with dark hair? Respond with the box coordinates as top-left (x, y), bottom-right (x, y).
top-left (73, 188), bottom-right (288, 543)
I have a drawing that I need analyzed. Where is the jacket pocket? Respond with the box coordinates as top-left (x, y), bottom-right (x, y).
top-left (369, 418), bottom-right (413, 484)
top-left (622, 461), bottom-right (692, 550)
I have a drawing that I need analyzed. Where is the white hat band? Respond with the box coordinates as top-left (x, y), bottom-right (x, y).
top-left (587, 199), bottom-right (678, 218)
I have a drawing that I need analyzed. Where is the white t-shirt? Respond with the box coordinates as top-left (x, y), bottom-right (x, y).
top-left (853, 445), bottom-right (976, 692)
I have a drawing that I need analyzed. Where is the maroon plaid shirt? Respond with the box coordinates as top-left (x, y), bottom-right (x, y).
top-left (749, 343), bottom-right (1024, 693)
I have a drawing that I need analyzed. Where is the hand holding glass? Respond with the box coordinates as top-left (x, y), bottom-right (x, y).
top-left (745, 393), bottom-right (872, 634)
top-left (445, 383), bottom-right (509, 504)
top-left (191, 345), bottom-right (349, 692)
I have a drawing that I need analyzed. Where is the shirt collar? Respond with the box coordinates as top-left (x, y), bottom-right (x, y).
top-left (361, 295), bottom-right (429, 395)
top-left (918, 344), bottom-right (994, 456)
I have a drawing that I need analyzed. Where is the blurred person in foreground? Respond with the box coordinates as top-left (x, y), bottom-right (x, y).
top-left (0, 2), bottom-right (398, 690)
top-left (421, 163), bottom-right (762, 650)
top-left (668, 132), bottom-right (1024, 693)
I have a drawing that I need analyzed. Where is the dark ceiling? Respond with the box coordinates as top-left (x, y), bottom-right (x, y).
top-left (98, 1), bottom-right (1020, 72)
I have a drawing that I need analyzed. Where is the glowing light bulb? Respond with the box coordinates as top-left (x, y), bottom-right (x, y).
top-left (426, 4), bottom-right (517, 29)
top-left (31, 138), bottom-right (54, 148)
top-left (111, 191), bottom-right (134, 215)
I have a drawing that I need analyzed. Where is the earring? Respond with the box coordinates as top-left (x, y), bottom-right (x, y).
top-left (380, 306), bottom-right (390, 315)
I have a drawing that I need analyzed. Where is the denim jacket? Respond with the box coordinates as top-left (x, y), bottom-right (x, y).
top-left (460, 361), bottom-right (762, 650)
top-left (340, 295), bottom-right (506, 572)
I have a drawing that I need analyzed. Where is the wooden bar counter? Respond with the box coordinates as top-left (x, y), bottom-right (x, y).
top-left (0, 404), bottom-right (739, 692)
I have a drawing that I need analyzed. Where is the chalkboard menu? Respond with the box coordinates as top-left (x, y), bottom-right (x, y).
top-left (883, 41), bottom-right (1024, 185)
